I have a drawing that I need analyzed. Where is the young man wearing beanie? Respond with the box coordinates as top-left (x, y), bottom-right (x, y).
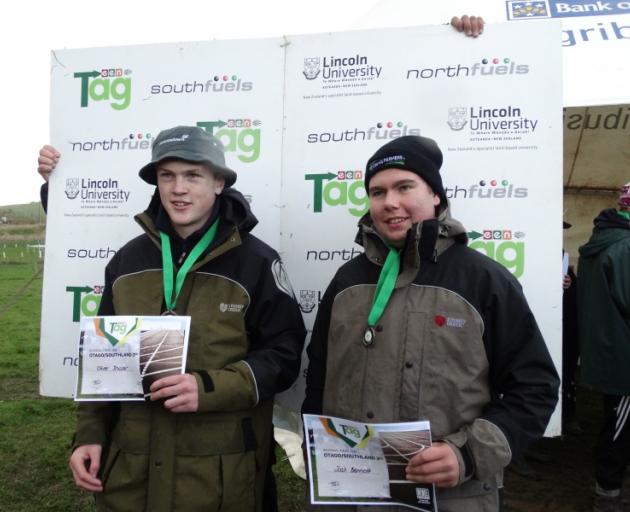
top-left (60, 126), bottom-right (305, 511)
top-left (578, 182), bottom-right (630, 512)
top-left (302, 135), bottom-right (559, 511)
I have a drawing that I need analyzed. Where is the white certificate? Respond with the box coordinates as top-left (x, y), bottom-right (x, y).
top-left (75, 315), bottom-right (190, 401)
top-left (303, 414), bottom-right (436, 511)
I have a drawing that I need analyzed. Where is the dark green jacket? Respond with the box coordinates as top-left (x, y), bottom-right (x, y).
top-left (578, 208), bottom-right (630, 395)
top-left (74, 188), bottom-right (306, 511)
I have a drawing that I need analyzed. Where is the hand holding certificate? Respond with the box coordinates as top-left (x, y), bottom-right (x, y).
top-left (75, 316), bottom-right (190, 401)
top-left (303, 414), bottom-right (437, 511)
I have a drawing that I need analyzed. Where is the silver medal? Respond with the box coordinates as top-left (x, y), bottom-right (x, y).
top-left (363, 326), bottom-right (375, 347)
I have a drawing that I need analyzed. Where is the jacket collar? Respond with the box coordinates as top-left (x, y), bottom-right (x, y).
top-left (356, 206), bottom-right (468, 288)
top-left (134, 187), bottom-right (258, 268)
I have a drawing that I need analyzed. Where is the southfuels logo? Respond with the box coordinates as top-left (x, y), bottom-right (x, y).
top-left (66, 284), bottom-right (103, 322)
top-left (150, 73), bottom-right (253, 95)
top-left (307, 121), bottom-right (420, 144)
top-left (305, 170), bottom-right (368, 217)
top-left (197, 119), bottom-right (261, 163)
top-left (446, 179), bottom-right (528, 200)
top-left (468, 229), bottom-right (526, 278)
top-left (406, 56), bottom-right (529, 80)
top-left (74, 68), bottom-right (132, 110)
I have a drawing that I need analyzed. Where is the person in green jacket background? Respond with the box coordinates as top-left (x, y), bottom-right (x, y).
top-left (578, 182), bottom-right (630, 512)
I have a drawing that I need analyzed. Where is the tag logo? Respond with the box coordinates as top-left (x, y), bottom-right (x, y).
top-left (74, 68), bottom-right (132, 110)
top-left (93, 317), bottom-right (142, 347)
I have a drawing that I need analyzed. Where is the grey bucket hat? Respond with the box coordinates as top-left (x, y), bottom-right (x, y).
top-left (139, 126), bottom-right (237, 187)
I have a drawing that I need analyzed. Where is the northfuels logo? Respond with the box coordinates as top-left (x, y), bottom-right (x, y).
top-left (74, 68), bottom-right (132, 110)
top-left (446, 179), bottom-right (528, 200)
top-left (407, 57), bottom-right (529, 80)
top-left (468, 229), bottom-right (526, 278)
top-left (197, 119), bottom-right (261, 163)
top-left (151, 73), bottom-right (253, 95)
top-left (302, 54), bottom-right (382, 82)
top-left (307, 120), bottom-right (420, 144)
top-left (447, 106), bottom-right (538, 133)
top-left (70, 132), bottom-right (152, 153)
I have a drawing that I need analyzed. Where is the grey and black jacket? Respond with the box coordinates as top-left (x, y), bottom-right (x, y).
top-left (303, 208), bottom-right (559, 512)
top-left (74, 188), bottom-right (306, 512)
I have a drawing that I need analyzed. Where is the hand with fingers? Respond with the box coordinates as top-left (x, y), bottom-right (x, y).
top-left (405, 442), bottom-right (460, 488)
top-left (150, 373), bottom-right (199, 413)
top-left (37, 145), bottom-right (60, 182)
top-left (451, 15), bottom-right (485, 37)
top-left (69, 444), bottom-right (103, 492)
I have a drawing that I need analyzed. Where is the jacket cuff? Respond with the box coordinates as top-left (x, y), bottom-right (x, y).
top-left (441, 434), bottom-right (473, 484)
top-left (72, 426), bottom-right (108, 452)
top-left (442, 418), bottom-right (512, 482)
top-left (193, 361), bottom-right (258, 413)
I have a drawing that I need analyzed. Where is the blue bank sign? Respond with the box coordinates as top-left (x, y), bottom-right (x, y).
top-left (506, 0), bottom-right (630, 19)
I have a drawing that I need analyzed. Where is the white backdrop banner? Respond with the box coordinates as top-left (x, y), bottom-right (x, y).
top-left (42, 21), bottom-right (563, 435)
top-left (354, 0), bottom-right (630, 107)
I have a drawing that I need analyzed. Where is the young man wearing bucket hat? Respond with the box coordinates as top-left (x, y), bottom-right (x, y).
top-left (578, 182), bottom-right (630, 512)
top-left (64, 125), bottom-right (306, 511)
top-left (302, 135), bottom-right (559, 512)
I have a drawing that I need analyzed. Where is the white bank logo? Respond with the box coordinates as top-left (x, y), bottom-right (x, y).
top-left (447, 105), bottom-right (538, 142)
top-left (65, 177), bottom-right (131, 207)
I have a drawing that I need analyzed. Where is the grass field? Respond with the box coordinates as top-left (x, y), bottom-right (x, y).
top-left (0, 236), bottom-right (615, 512)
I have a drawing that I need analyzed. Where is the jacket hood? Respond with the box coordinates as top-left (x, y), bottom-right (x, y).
top-left (138, 186), bottom-right (258, 239)
top-left (579, 208), bottom-right (630, 259)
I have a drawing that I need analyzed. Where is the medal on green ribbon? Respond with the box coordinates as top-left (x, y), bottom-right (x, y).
top-left (160, 219), bottom-right (219, 315)
top-left (364, 245), bottom-right (400, 346)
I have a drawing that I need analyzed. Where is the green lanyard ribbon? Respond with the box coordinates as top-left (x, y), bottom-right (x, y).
top-left (160, 219), bottom-right (219, 312)
top-left (367, 245), bottom-right (400, 327)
